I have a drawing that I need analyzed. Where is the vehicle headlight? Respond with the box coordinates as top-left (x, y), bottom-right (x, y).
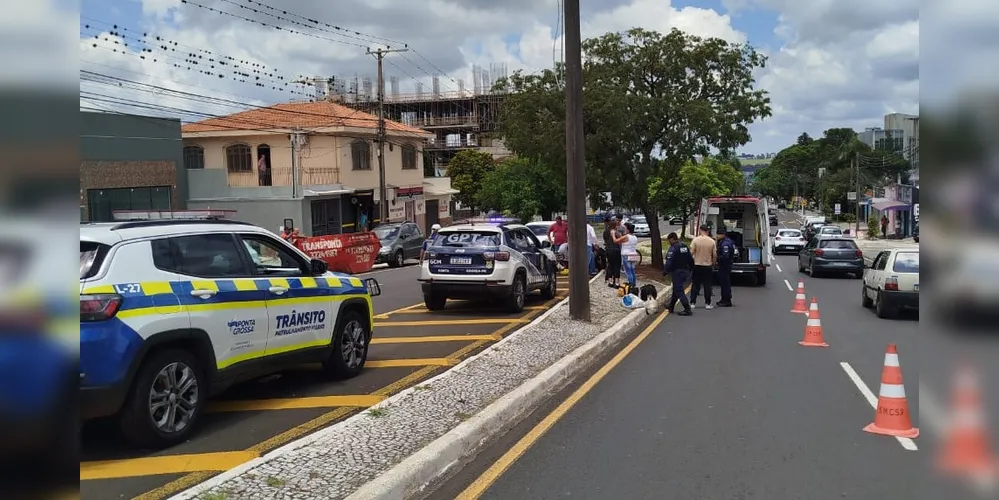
top-left (379, 247), bottom-right (391, 254)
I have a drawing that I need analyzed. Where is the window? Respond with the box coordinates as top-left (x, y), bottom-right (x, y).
top-left (777, 230), bottom-right (800, 238)
top-left (351, 140), bottom-right (371, 170)
top-left (873, 251), bottom-right (889, 271)
top-left (401, 144), bottom-right (418, 170)
top-left (237, 234), bottom-right (307, 276)
top-left (818, 239), bottom-right (858, 249)
top-left (892, 252), bottom-right (919, 273)
top-left (183, 145), bottom-right (205, 169)
top-left (226, 143), bottom-right (253, 173)
top-left (518, 229), bottom-right (539, 250)
top-left (400, 224), bottom-right (418, 238)
top-left (151, 234), bottom-right (249, 278)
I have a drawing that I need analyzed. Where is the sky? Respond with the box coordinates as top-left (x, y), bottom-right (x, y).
top-left (74, 0), bottom-right (924, 154)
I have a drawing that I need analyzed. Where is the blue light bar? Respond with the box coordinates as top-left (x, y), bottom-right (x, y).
top-left (462, 216), bottom-right (521, 225)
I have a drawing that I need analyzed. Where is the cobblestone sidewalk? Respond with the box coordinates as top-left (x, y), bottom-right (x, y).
top-left (173, 275), bottom-right (666, 500)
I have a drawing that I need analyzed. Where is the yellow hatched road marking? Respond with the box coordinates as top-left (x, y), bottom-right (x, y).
top-left (375, 318), bottom-right (529, 327)
top-left (80, 451), bottom-right (258, 481)
top-left (207, 395), bottom-right (385, 412)
top-left (366, 357), bottom-right (457, 368)
top-left (371, 334), bottom-right (501, 344)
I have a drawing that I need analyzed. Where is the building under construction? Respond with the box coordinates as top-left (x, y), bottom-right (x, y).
top-left (301, 64), bottom-right (511, 175)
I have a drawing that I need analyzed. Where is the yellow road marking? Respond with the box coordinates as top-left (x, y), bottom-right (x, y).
top-left (80, 451), bottom-right (258, 481)
top-left (455, 308), bottom-right (671, 499)
top-left (121, 296), bottom-right (561, 498)
top-left (207, 395), bottom-right (385, 412)
top-left (367, 358), bottom-right (457, 368)
top-left (375, 318), bottom-right (529, 327)
top-left (373, 302), bottom-right (427, 319)
top-left (371, 334), bottom-right (501, 344)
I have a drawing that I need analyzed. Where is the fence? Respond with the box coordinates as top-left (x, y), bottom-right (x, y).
top-left (227, 167), bottom-right (340, 187)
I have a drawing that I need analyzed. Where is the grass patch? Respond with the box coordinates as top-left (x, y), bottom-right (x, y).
top-left (368, 407), bottom-right (388, 418)
top-left (199, 490), bottom-right (231, 500)
top-left (265, 476), bottom-right (286, 488)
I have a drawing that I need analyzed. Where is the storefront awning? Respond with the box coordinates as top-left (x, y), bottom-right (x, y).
top-left (872, 200), bottom-right (910, 211)
top-left (424, 186), bottom-right (459, 196)
top-left (304, 187), bottom-right (355, 197)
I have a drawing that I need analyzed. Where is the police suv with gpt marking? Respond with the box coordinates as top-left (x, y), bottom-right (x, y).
top-left (80, 219), bottom-right (381, 447)
top-left (418, 217), bottom-right (559, 312)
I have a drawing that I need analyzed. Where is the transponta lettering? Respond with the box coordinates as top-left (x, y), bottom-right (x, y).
top-left (274, 309), bottom-right (327, 336)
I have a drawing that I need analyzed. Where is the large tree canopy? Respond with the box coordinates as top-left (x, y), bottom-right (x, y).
top-left (495, 27), bottom-right (771, 268)
top-left (445, 149), bottom-right (494, 213)
top-left (478, 157), bottom-right (565, 221)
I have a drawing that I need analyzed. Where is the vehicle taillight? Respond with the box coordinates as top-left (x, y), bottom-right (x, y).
top-left (483, 251), bottom-right (510, 261)
top-left (885, 276), bottom-right (899, 291)
top-left (855, 250), bottom-right (863, 258)
top-left (814, 249), bottom-right (824, 256)
top-left (81, 293), bottom-right (123, 321)
top-left (775, 236), bottom-right (781, 241)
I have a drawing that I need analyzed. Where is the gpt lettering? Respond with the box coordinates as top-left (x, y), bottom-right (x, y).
top-left (276, 310), bottom-right (326, 329)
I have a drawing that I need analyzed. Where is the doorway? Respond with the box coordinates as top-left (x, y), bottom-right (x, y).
top-left (425, 199), bottom-right (439, 234)
top-left (404, 200), bottom-right (415, 222)
top-left (257, 145), bottom-right (272, 186)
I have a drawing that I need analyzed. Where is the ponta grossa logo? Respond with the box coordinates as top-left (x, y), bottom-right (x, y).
top-left (227, 319), bottom-right (256, 335)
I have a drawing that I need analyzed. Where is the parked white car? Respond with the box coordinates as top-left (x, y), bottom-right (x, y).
top-left (861, 248), bottom-right (919, 318)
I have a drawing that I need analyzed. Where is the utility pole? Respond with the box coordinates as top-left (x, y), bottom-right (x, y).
top-left (367, 47), bottom-right (409, 225)
top-left (564, 0), bottom-right (589, 321)
top-left (854, 152), bottom-right (861, 236)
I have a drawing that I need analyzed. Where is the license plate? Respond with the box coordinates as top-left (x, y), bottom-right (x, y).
top-left (450, 257), bottom-right (472, 265)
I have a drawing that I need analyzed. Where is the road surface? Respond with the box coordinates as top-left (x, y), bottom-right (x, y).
top-left (432, 211), bottom-right (992, 500)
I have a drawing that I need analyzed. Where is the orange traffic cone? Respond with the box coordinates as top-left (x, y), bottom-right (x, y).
top-left (791, 280), bottom-right (808, 314)
top-left (938, 365), bottom-right (999, 478)
top-left (864, 344), bottom-right (919, 439)
top-left (798, 297), bottom-right (829, 347)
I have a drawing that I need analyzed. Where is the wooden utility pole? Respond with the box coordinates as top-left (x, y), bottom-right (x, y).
top-left (367, 47), bottom-right (408, 225)
top-left (564, 0), bottom-right (590, 321)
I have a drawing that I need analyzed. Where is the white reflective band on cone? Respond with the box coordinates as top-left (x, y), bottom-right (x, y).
top-left (806, 318), bottom-right (821, 327)
top-left (879, 383), bottom-right (907, 398)
top-left (809, 303), bottom-right (818, 310)
top-left (796, 294), bottom-right (806, 299)
top-left (884, 353), bottom-right (900, 367)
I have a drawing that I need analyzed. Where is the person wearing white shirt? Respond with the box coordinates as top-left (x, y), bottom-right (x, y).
top-left (615, 223), bottom-right (640, 287)
top-left (585, 223), bottom-right (599, 276)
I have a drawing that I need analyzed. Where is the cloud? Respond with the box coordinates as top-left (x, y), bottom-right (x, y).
top-left (79, 0), bottom-right (922, 154)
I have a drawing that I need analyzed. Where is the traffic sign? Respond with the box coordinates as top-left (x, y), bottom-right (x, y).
top-left (847, 192), bottom-right (857, 201)
top-left (834, 203), bottom-right (841, 215)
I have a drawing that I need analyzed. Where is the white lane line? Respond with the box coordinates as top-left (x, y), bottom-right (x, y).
top-left (839, 362), bottom-right (918, 451)
top-left (783, 279), bottom-right (793, 291)
top-left (775, 263), bottom-right (783, 273)
top-left (917, 383), bottom-right (946, 436)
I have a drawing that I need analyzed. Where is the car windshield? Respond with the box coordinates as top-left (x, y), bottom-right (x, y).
top-left (432, 231), bottom-right (501, 247)
top-left (820, 227), bottom-right (842, 234)
top-left (818, 239), bottom-right (858, 249)
top-left (778, 230), bottom-right (801, 237)
top-left (374, 226), bottom-right (401, 240)
top-left (892, 252), bottom-right (919, 273)
top-left (631, 216), bottom-right (647, 224)
top-left (528, 224), bottom-right (551, 236)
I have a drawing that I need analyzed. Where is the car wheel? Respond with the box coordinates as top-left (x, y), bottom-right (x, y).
top-left (119, 349), bottom-right (203, 448)
top-left (874, 290), bottom-right (894, 319)
top-left (424, 292), bottom-right (447, 311)
top-left (756, 269), bottom-right (767, 286)
top-left (861, 286), bottom-right (873, 307)
top-left (323, 310), bottom-right (369, 378)
top-left (808, 263), bottom-right (818, 278)
top-left (797, 258), bottom-right (805, 273)
top-left (541, 265), bottom-right (557, 300)
top-left (507, 273), bottom-right (526, 313)
top-left (389, 250), bottom-right (404, 268)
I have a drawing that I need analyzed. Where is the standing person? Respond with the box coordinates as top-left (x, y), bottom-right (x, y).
top-left (585, 222), bottom-right (599, 277)
top-left (358, 207), bottom-right (369, 233)
top-left (689, 224), bottom-right (717, 309)
top-left (715, 226), bottom-right (737, 307)
top-left (603, 217), bottom-right (622, 288)
top-left (880, 214), bottom-right (889, 239)
top-left (663, 232), bottom-right (693, 316)
top-left (420, 223), bottom-right (441, 261)
top-left (615, 223), bottom-right (639, 287)
top-left (548, 216), bottom-right (569, 255)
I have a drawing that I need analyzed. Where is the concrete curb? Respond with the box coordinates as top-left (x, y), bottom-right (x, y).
top-left (345, 282), bottom-right (673, 500)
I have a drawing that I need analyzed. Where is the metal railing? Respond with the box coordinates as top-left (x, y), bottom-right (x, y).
top-left (227, 166), bottom-right (340, 187)
top-left (403, 115), bottom-right (478, 127)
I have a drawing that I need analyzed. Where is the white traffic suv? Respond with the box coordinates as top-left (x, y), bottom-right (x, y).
top-left (80, 219), bottom-right (381, 447)
top-left (419, 219), bottom-right (559, 312)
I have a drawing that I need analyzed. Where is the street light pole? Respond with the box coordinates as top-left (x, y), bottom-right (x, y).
top-left (563, 0), bottom-right (590, 321)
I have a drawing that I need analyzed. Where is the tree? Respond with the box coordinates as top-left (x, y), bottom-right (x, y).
top-left (495, 28), bottom-right (772, 268)
top-left (445, 149), bottom-right (494, 214)
top-left (649, 158), bottom-right (732, 238)
top-left (478, 157), bottom-right (565, 221)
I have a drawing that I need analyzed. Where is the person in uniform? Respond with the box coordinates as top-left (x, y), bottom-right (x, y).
top-left (420, 223), bottom-right (442, 261)
top-left (663, 232), bottom-right (693, 316)
top-left (715, 226), bottom-right (737, 307)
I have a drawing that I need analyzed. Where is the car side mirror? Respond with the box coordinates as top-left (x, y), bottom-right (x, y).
top-left (310, 258), bottom-right (328, 275)
top-left (540, 240), bottom-right (552, 249)
top-left (364, 278), bottom-right (382, 296)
